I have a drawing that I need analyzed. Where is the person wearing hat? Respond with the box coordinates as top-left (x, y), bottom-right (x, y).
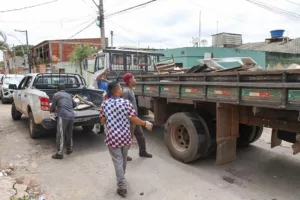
top-left (122, 73), bottom-right (153, 160)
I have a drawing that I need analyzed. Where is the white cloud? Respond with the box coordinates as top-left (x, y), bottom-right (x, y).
top-left (1, 0), bottom-right (300, 61)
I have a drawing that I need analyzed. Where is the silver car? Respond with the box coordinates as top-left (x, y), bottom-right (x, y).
top-left (0, 74), bottom-right (24, 104)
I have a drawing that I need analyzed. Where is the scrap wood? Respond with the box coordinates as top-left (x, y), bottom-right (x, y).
top-left (73, 94), bottom-right (95, 108)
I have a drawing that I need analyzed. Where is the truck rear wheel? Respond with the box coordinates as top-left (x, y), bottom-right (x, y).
top-left (164, 112), bottom-right (211, 163)
top-left (82, 125), bottom-right (94, 132)
top-left (237, 124), bottom-right (263, 147)
top-left (28, 112), bottom-right (41, 139)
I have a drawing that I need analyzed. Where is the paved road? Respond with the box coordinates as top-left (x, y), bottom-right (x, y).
top-left (1, 103), bottom-right (300, 200)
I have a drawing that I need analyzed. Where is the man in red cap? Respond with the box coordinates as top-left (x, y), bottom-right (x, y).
top-left (122, 73), bottom-right (153, 160)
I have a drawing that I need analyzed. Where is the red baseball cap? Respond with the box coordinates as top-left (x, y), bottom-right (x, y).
top-left (123, 73), bottom-right (133, 84)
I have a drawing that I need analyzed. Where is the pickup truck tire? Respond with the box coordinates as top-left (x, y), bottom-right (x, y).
top-left (11, 103), bottom-right (22, 120)
top-left (1, 92), bottom-right (7, 104)
top-left (28, 112), bottom-right (41, 139)
top-left (164, 112), bottom-right (211, 163)
top-left (237, 124), bottom-right (263, 148)
top-left (82, 125), bottom-right (94, 132)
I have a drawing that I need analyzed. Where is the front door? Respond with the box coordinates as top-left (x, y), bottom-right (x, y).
top-left (14, 77), bottom-right (27, 112)
top-left (20, 76), bottom-right (33, 115)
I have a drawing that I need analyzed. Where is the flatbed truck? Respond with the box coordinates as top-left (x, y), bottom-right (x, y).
top-left (86, 48), bottom-right (300, 165)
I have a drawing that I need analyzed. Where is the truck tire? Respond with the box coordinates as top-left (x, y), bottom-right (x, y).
top-left (11, 103), bottom-right (22, 120)
top-left (1, 92), bottom-right (7, 104)
top-left (164, 112), bottom-right (211, 163)
top-left (237, 124), bottom-right (263, 148)
top-left (82, 125), bottom-right (94, 132)
top-left (28, 111), bottom-right (41, 139)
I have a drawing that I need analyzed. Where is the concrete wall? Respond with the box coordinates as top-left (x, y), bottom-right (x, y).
top-left (155, 47), bottom-right (266, 69)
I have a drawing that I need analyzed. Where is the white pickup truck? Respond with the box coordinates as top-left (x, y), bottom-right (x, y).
top-left (10, 73), bottom-right (105, 138)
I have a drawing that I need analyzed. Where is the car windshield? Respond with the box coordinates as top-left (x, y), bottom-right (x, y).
top-left (4, 77), bottom-right (23, 85)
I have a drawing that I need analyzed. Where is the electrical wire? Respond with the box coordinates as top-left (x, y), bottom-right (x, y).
top-left (246, 0), bottom-right (300, 20)
top-left (0, 0), bottom-right (60, 13)
top-left (107, 19), bottom-right (178, 47)
top-left (64, 18), bottom-right (95, 31)
top-left (285, 0), bottom-right (300, 7)
top-left (105, 0), bottom-right (157, 19)
top-left (68, 19), bottom-right (97, 39)
top-left (105, 0), bottom-right (132, 13)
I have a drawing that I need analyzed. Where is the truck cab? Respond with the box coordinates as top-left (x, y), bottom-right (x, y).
top-left (85, 48), bottom-right (164, 88)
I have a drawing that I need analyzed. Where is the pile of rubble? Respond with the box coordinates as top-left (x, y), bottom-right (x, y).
top-left (0, 168), bottom-right (13, 176)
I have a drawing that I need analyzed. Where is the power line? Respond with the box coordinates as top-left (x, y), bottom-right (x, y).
top-left (107, 19), bottom-right (179, 47)
top-left (105, 0), bottom-right (132, 13)
top-left (246, 0), bottom-right (300, 20)
top-left (0, 15), bottom-right (93, 24)
top-left (106, 0), bottom-right (157, 18)
top-left (64, 18), bottom-right (95, 31)
top-left (68, 19), bottom-right (97, 39)
top-left (285, 0), bottom-right (300, 7)
top-left (91, 0), bottom-right (98, 8)
top-left (0, 0), bottom-right (60, 13)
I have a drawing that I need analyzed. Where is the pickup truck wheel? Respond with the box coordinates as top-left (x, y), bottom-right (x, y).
top-left (164, 112), bottom-right (211, 163)
top-left (28, 112), bottom-right (41, 139)
top-left (237, 124), bottom-right (263, 148)
top-left (11, 103), bottom-right (22, 120)
top-left (82, 125), bottom-right (94, 132)
top-left (1, 92), bottom-right (7, 104)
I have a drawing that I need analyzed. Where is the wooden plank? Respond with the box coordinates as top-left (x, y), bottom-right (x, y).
top-left (216, 103), bottom-right (239, 165)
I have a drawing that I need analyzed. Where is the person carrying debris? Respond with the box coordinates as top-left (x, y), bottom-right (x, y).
top-left (100, 81), bottom-right (153, 197)
top-left (50, 84), bottom-right (77, 159)
top-left (122, 73), bottom-right (153, 161)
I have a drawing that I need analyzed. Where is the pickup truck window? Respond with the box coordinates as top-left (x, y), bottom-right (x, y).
top-left (34, 75), bottom-right (83, 89)
top-left (24, 77), bottom-right (33, 89)
top-left (18, 77), bottom-right (29, 89)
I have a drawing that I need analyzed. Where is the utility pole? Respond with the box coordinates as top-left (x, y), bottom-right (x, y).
top-left (110, 31), bottom-right (114, 48)
top-left (99, 0), bottom-right (106, 50)
top-left (199, 11), bottom-right (201, 47)
top-left (15, 29), bottom-right (31, 73)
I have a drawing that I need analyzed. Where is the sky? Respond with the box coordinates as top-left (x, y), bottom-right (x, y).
top-left (1, 0), bottom-right (300, 61)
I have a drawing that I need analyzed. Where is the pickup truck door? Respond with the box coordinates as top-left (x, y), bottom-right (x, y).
top-left (20, 76), bottom-right (33, 115)
top-left (14, 77), bottom-right (27, 112)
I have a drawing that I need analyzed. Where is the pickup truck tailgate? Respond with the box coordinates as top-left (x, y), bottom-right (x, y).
top-left (74, 109), bottom-right (100, 118)
top-left (41, 109), bottom-right (100, 129)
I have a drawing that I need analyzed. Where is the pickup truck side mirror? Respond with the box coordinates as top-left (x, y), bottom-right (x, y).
top-left (9, 84), bottom-right (17, 90)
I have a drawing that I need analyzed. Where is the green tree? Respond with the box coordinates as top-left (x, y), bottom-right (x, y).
top-left (0, 31), bottom-right (11, 55)
top-left (69, 44), bottom-right (96, 75)
top-left (12, 45), bottom-right (34, 56)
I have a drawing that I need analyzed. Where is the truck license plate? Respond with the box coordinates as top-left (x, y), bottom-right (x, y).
top-left (74, 118), bottom-right (91, 123)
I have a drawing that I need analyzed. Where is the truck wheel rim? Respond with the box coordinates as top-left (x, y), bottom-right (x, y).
top-left (171, 125), bottom-right (190, 152)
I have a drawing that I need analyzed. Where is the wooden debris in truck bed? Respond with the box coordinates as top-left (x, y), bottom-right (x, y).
top-left (154, 58), bottom-right (187, 74)
top-left (73, 94), bottom-right (95, 110)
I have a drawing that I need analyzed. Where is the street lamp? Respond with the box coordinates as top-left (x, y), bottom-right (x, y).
top-left (15, 29), bottom-right (31, 73)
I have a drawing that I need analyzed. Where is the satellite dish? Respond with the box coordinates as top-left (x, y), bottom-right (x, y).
top-left (201, 39), bottom-right (208, 47)
top-left (191, 37), bottom-right (200, 47)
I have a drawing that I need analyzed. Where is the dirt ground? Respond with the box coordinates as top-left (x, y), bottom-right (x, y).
top-left (1, 103), bottom-right (300, 200)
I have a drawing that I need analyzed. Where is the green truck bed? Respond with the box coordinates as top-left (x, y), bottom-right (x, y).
top-left (132, 70), bottom-right (300, 111)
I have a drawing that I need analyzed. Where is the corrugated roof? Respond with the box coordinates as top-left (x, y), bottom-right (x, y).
top-left (237, 38), bottom-right (300, 54)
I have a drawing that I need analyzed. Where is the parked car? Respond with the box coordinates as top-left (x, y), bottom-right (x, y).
top-left (0, 74), bottom-right (24, 104)
top-left (10, 73), bottom-right (106, 138)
